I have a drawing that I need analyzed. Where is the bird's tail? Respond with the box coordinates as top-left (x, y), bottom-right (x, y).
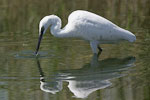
top-left (116, 28), bottom-right (136, 42)
top-left (125, 30), bottom-right (136, 42)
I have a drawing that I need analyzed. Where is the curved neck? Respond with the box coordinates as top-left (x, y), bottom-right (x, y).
top-left (50, 17), bottom-right (75, 38)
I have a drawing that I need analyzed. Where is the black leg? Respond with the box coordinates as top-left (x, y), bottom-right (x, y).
top-left (98, 46), bottom-right (102, 52)
top-left (97, 46), bottom-right (102, 57)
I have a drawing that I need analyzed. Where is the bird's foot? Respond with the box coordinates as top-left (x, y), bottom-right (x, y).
top-left (98, 46), bottom-right (102, 52)
top-left (97, 51), bottom-right (102, 57)
top-left (97, 46), bottom-right (102, 57)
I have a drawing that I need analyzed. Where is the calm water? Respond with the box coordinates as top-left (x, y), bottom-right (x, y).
top-left (0, 0), bottom-right (150, 100)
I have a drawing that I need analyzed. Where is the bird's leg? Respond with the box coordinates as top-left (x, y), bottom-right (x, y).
top-left (90, 41), bottom-right (102, 57)
top-left (97, 46), bottom-right (102, 57)
top-left (90, 41), bottom-right (98, 54)
top-left (98, 46), bottom-right (102, 52)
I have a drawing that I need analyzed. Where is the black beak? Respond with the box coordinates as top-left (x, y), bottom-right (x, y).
top-left (35, 27), bottom-right (45, 55)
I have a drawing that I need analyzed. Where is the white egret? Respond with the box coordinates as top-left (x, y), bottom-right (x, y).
top-left (35, 10), bottom-right (136, 55)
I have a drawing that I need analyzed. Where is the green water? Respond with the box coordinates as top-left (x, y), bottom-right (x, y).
top-left (0, 0), bottom-right (150, 100)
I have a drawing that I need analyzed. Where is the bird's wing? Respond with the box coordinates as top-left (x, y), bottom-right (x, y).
top-left (68, 10), bottom-right (119, 41)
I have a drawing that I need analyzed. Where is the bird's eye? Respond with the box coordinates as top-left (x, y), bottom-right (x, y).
top-left (41, 26), bottom-right (45, 34)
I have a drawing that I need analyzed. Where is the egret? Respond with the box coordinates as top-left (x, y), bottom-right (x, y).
top-left (35, 10), bottom-right (136, 55)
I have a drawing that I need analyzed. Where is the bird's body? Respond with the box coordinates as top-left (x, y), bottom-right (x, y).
top-left (36, 10), bottom-right (136, 55)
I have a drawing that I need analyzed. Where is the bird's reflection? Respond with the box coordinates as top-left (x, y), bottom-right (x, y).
top-left (36, 55), bottom-right (136, 98)
top-left (37, 59), bottom-right (63, 94)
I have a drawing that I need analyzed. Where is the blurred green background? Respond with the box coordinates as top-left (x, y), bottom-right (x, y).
top-left (0, 0), bottom-right (150, 100)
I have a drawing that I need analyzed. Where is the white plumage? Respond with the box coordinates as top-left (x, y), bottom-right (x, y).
top-left (36, 10), bottom-right (136, 55)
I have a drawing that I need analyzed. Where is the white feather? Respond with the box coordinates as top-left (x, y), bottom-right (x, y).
top-left (39, 10), bottom-right (136, 54)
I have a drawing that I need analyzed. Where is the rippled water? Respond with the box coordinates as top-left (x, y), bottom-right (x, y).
top-left (0, 0), bottom-right (150, 100)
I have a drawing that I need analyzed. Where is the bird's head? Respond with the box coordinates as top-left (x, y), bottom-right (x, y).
top-left (39, 15), bottom-right (61, 35)
top-left (35, 15), bottom-right (61, 56)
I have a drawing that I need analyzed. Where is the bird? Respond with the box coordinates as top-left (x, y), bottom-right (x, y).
top-left (35, 10), bottom-right (136, 55)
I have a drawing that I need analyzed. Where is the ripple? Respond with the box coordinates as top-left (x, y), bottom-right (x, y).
top-left (14, 50), bottom-right (54, 59)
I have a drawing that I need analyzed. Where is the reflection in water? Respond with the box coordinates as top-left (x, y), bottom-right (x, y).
top-left (37, 59), bottom-right (63, 94)
top-left (0, 0), bottom-right (149, 99)
top-left (36, 55), bottom-right (135, 98)
top-left (15, 50), bottom-right (55, 59)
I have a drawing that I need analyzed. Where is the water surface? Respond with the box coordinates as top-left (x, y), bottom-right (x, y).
top-left (0, 0), bottom-right (150, 100)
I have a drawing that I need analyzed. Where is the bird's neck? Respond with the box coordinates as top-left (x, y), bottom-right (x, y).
top-left (50, 21), bottom-right (75, 38)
